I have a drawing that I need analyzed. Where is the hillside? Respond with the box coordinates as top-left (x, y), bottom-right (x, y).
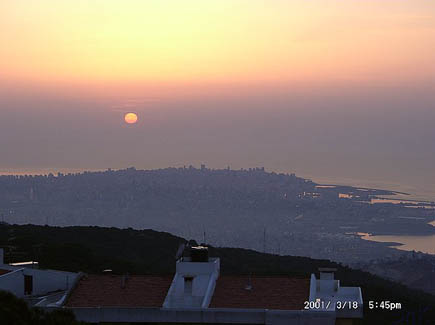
top-left (1, 224), bottom-right (434, 324)
top-left (355, 256), bottom-right (435, 296)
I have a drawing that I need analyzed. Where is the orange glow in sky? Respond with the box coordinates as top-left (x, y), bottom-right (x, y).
top-left (1, 1), bottom-right (434, 192)
top-left (0, 0), bottom-right (434, 98)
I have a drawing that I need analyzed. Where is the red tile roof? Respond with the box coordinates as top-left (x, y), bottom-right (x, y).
top-left (0, 269), bottom-right (12, 276)
top-left (210, 276), bottom-right (310, 310)
top-left (65, 274), bottom-right (173, 307)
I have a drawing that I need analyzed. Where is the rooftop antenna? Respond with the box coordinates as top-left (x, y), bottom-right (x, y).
top-left (245, 273), bottom-right (253, 291)
top-left (277, 240), bottom-right (281, 255)
top-left (263, 227), bottom-right (266, 253)
top-left (121, 273), bottom-right (129, 289)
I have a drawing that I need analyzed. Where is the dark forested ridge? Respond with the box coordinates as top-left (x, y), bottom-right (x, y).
top-left (1, 224), bottom-right (434, 325)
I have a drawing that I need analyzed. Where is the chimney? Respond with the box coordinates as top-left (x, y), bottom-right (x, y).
top-left (164, 249), bottom-right (220, 308)
top-left (121, 273), bottom-right (129, 289)
top-left (319, 267), bottom-right (336, 280)
top-left (244, 274), bottom-right (253, 291)
top-left (318, 268), bottom-right (337, 294)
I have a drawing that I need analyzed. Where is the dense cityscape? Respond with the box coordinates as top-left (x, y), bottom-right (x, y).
top-left (1, 167), bottom-right (434, 270)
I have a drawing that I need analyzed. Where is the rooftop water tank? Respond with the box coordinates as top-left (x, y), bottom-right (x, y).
top-left (190, 246), bottom-right (209, 262)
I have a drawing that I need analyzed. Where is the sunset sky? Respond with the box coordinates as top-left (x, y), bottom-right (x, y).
top-left (1, 1), bottom-right (434, 197)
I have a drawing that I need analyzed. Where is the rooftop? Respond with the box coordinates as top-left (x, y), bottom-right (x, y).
top-left (65, 274), bottom-right (173, 308)
top-left (64, 273), bottom-right (311, 311)
top-left (210, 276), bottom-right (310, 310)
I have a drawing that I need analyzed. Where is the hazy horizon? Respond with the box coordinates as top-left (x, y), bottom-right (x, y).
top-left (1, 1), bottom-right (434, 199)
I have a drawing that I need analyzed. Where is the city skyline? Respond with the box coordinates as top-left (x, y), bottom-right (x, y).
top-left (1, 0), bottom-right (434, 198)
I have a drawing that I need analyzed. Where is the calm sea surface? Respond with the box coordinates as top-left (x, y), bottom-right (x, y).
top-left (358, 221), bottom-right (435, 255)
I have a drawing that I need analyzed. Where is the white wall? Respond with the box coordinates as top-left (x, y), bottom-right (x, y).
top-left (63, 307), bottom-right (337, 325)
top-left (0, 266), bottom-right (78, 298)
top-left (22, 268), bottom-right (77, 296)
top-left (0, 246), bottom-right (77, 298)
top-left (309, 272), bottom-right (363, 318)
top-left (0, 269), bottom-right (25, 297)
top-left (164, 258), bottom-right (220, 308)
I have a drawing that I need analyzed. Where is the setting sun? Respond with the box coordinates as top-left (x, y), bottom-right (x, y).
top-left (124, 112), bottom-right (138, 124)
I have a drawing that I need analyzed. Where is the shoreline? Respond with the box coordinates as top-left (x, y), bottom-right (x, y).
top-left (356, 231), bottom-right (435, 255)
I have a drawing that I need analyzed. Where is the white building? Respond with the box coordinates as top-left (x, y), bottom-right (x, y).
top-left (163, 249), bottom-right (220, 308)
top-left (62, 246), bottom-right (363, 324)
top-left (0, 248), bottom-right (78, 306)
top-left (309, 268), bottom-right (363, 319)
top-left (1, 246), bottom-right (363, 324)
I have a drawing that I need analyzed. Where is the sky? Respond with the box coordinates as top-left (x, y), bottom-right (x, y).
top-left (0, 1), bottom-right (434, 198)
